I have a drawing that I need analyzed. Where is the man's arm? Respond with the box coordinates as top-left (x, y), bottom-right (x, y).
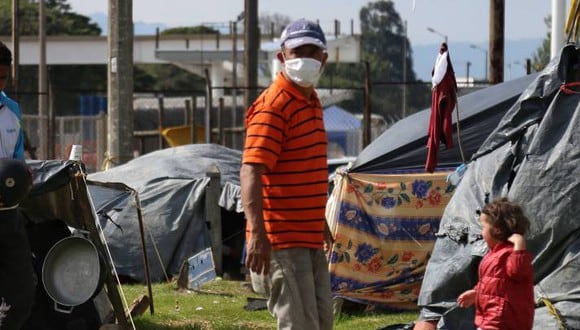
top-left (240, 162), bottom-right (271, 275)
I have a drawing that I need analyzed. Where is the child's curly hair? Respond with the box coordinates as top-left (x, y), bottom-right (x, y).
top-left (480, 197), bottom-right (530, 241)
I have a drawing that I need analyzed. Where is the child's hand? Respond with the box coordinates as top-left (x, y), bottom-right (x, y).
top-left (508, 233), bottom-right (526, 251)
top-left (457, 289), bottom-right (476, 308)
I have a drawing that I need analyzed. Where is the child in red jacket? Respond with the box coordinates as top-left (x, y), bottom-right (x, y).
top-left (457, 198), bottom-right (534, 330)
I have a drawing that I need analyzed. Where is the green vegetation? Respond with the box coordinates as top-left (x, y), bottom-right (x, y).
top-left (121, 280), bottom-right (418, 330)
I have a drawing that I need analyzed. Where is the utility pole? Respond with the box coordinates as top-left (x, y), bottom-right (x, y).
top-left (550, 0), bottom-right (566, 59)
top-left (363, 61), bottom-right (372, 147)
top-left (466, 61), bottom-right (471, 86)
top-left (107, 0), bottom-right (134, 168)
top-left (244, 0), bottom-right (259, 110)
top-left (231, 20), bottom-right (239, 148)
top-left (489, 0), bottom-right (505, 84)
top-left (11, 0), bottom-right (19, 99)
top-left (402, 20), bottom-right (407, 118)
top-left (39, 0), bottom-right (48, 159)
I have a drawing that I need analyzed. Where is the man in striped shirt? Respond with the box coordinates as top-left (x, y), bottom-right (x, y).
top-left (241, 18), bottom-right (333, 330)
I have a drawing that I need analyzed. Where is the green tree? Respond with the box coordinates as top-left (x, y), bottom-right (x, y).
top-left (259, 12), bottom-right (292, 37)
top-left (0, 0), bottom-right (101, 36)
top-left (0, 0), bottom-right (104, 116)
top-left (531, 15), bottom-right (551, 72)
top-left (319, 0), bottom-right (430, 119)
top-left (161, 26), bottom-right (219, 35)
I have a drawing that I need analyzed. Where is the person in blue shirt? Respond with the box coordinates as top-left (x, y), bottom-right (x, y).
top-left (0, 41), bottom-right (24, 160)
top-left (0, 41), bottom-right (35, 330)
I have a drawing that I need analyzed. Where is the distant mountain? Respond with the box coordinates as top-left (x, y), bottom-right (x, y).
top-left (90, 12), bottom-right (167, 36)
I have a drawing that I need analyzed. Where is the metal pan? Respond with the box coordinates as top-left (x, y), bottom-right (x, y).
top-left (42, 235), bottom-right (106, 313)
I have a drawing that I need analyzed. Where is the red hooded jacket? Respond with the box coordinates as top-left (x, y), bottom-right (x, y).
top-left (474, 242), bottom-right (535, 330)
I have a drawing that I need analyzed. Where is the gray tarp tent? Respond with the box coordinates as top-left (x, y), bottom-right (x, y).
top-left (333, 46), bottom-right (580, 328)
top-left (417, 50), bottom-right (580, 329)
top-left (20, 160), bottom-right (126, 328)
top-left (351, 73), bottom-right (538, 173)
top-left (87, 144), bottom-right (243, 283)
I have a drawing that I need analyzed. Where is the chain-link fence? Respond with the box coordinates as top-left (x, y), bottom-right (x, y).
top-left (16, 76), bottom-right (488, 173)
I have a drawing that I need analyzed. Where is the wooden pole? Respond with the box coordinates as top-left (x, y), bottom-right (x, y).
top-left (108, 0), bottom-right (134, 167)
top-left (134, 192), bottom-right (154, 315)
top-left (39, 0), bottom-right (48, 159)
top-left (11, 0), bottom-right (19, 99)
top-left (363, 61), bottom-right (372, 147)
top-left (206, 165), bottom-right (222, 275)
top-left (489, 0), bottom-right (505, 84)
top-left (244, 0), bottom-right (259, 110)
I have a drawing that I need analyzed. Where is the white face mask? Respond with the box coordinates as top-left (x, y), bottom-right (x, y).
top-left (283, 57), bottom-right (322, 88)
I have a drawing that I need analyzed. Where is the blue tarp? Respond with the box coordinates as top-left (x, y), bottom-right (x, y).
top-left (324, 105), bottom-right (361, 132)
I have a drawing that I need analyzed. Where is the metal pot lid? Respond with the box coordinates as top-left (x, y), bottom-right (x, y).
top-left (42, 236), bottom-right (102, 306)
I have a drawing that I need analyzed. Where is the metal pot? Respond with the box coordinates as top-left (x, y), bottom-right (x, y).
top-left (42, 235), bottom-right (106, 313)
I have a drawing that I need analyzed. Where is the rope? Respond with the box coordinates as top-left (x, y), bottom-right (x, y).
top-left (539, 297), bottom-right (568, 330)
top-left (560, 81), bottom-right (580, 95)
top-left (536, 284), bottom-right (570, 330)
top-left (454, 93), bottom-right (466, 163)
top-left (141, 205), bottom-right (172, 283)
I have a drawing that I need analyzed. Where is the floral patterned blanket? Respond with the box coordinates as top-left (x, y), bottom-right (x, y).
top-left (328, 170), bottom-right (455, 309)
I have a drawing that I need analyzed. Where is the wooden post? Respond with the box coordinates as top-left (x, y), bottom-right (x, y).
top-left (205, 164), bottom-right (222, 275)
top-left (204, 69), bottom-right (212, 143)
top-left (11, 0), bottom-right (19, 99)
top-left (97, 112), bottom-right (107, 170)
top-left (244, 0), bottom-right (259, 110)
top-left (73, 171), bottom-right (129, 328)
top-left (218, 97), bottom-right (224, 146)
top-left (191, 97), bottom-right (197, 144)
top-left (157, 97), bottom-right (165, 149)
top-left (39, 0), bottom-right (48, 159)
top-left (489, 0), bottom-right (505, 84)
top-left (185, 99), bottom-right (193, 144)
top-left (133, 192), bottom-right (154, 315)
top-left (363, 61), bottom-right (372, 147)
top-left (107, 0), bottom-right (134, 167)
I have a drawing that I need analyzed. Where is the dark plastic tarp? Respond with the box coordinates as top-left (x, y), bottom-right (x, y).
top-left (350, 73), bottom-right (538, 173)
top-left (417, 52), bottom-right (580, 329)
top-left (87, 144), bottom-right (243, 282)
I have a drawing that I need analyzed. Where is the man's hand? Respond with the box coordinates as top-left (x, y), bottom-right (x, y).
top-left (245, 231), bottom-right (272, 275)
top-left (240, 162), bottom-right (270, 274)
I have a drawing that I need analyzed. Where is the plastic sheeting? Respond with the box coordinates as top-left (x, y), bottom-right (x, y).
top-left (351, 73), bottom-right (538, 173)
top-left (87, 144), bottom-right (243, 282)
top-left (417, 52), bottom-right (580, 329)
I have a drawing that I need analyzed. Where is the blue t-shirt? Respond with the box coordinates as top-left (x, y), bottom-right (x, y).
top-left (0, 91), bottom-right (24, 160)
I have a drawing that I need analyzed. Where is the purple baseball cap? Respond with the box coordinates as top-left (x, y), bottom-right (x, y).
top-left (280, 19), bottom-right (327, 50)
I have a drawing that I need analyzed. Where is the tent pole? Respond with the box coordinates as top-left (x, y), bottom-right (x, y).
top-left (134, 191), bottom-right (155, 315)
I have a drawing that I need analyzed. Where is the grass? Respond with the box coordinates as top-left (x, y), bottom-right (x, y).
top-left (120, 279), bottom-right (418, 330)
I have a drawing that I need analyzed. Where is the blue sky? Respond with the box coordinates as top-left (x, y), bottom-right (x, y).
top-left (67, 0), bottom-right (569, 44)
